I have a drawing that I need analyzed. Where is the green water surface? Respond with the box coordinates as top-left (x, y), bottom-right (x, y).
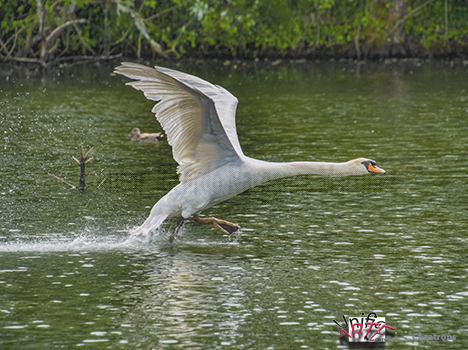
top-left (0, 60), bottom-right (467, 349)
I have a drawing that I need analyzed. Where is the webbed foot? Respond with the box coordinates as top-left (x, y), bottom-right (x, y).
top-left (193, 214), bottom-right (240, 235)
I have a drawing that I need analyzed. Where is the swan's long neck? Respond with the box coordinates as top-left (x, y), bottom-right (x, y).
top-left (252, 159), bottom-right (352, 184)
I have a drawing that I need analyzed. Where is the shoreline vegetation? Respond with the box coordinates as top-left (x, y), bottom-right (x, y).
top-left (1, 0), bottom-right (468, 68)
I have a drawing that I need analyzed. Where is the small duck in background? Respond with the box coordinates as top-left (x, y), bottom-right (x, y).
top-left (129, 128), bottom-right (164, 143)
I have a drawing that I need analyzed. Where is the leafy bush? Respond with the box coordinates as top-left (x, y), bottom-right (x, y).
top-left (1, 0), bottom-right (467, 65)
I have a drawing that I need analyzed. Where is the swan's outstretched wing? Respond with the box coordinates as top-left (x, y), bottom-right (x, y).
top-left (114, 62), bottom-right (244, 183)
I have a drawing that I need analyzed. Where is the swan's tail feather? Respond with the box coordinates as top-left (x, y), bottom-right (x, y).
top-left (130, 213), bottom-right (168, 236)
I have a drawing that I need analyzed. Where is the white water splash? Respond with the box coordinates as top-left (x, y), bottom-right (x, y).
top-left (0, 227), bottom-right (168, 253)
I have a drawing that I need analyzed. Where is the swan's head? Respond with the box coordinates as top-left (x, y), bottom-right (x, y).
top-left (129, 128), bottom-right (141, 137)
top-left (348, 158), bottom-right (385, 175)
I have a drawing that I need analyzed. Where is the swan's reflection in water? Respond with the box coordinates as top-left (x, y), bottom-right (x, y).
top-left (118, 244), bottom-right (250, 347)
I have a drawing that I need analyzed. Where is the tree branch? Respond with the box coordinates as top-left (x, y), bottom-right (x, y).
top-left (116, 1), bottom-right (167, 58)
top-left (41, 19), bottom-right (88, 61)
top-left (144, 4), bottom-right (181, 23)
top-left (354, 20), bottom-right (361, 58)
top-left (46, 19), bottom-right (86, 47)
top-left (71, 21), bottom-right (96, 56)
top-left (36, 0), bottom-right (45, 38)
top-left (0, 55), bottom-right (47, 67)
top-left (49, 173), bottom-right (77, 189)
top-left (444, 0), bottom-right (450, 50)
top-left (0, 38), bottom-right (9, 57)
top-left (389, 0), bottom-right (436, 36)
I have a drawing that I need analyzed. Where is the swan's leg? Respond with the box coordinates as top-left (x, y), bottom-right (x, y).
top-left (169, 216), bottom-right (184, 244)
top-left (193, 214), bottom-right (241, 235)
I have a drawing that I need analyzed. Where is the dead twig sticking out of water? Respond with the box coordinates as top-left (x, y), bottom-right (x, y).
top-left (72, 146), bottom-right (93, 193)
top-left (49, 145), bottom-right (93, 193)
top-left (97, 178), bottom-right (106, 189)
top-left (48, 173), bottom-right (76, 189)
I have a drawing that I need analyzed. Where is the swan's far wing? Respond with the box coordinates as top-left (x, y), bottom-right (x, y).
top-left (153, 65), bottom-right (243, 157)
top-left (114, 62), bottom-right (242, 183)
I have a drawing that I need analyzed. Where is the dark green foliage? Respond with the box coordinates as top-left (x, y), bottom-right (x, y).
top-left (1, 0), bottom-right (467, 65)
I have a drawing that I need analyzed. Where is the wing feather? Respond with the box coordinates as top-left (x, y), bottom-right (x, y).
top-left (115, 62), bottom-right (244, 183)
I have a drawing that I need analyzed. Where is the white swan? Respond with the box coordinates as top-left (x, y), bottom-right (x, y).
top-left (114, 62), bottom-right (385, 242)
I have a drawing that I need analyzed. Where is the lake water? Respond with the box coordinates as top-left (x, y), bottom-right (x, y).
top-left (1, 60), bottom-right (467, 349)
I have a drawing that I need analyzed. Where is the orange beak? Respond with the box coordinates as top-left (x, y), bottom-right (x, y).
top-left (368, 163), bottom-right (385, 174)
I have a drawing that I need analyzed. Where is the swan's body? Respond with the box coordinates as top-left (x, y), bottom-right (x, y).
top-left (114, 63), bottom-right (385, 239)
top-left (129, 127), bottom-right (164, 142)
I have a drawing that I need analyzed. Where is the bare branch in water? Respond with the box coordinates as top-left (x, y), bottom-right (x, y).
top-left (49, 173), bottom-right (77, 189)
